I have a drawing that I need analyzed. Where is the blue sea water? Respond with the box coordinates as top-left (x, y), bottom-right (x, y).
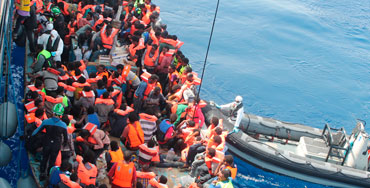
top-left (156, 0), bottom-right (370, 187)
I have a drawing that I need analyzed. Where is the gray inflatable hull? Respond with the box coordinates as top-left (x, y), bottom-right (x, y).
top-left (202, 103), bottom-right (370, 188)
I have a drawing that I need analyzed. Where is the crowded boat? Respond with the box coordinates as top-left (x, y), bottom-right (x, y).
top-left (18, 0), bottom-right (238, 187)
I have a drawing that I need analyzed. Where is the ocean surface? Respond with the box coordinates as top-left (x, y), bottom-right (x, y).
top-left (156, 0), bottom-right (370, 187)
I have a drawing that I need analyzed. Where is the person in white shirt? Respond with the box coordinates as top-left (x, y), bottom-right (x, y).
top-left (211, 96), bottom-right (244, 134)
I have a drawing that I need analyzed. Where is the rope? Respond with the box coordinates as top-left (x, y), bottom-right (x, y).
top-left (191, 0), bottom-right (221, 121)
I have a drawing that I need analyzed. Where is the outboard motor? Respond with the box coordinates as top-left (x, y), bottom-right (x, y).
top-left (344, 121), bottom-right (369, 170)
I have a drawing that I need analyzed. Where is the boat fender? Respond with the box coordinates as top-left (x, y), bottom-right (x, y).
top-left (0, 142), bottom-right (12, 166)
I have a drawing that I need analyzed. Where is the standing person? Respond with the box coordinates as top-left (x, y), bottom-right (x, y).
top-left (210, 96), bottom-right (244, 133)
top-left (46, 30), bottom-right (64, 62)
top-left (108, 150), bottom-right (137, 188)
top-left (24, 4), bottom-right (37, 56)
top-left (32, 104), bottom-right (68, 180)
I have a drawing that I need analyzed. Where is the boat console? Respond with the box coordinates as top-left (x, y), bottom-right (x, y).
top-left (297, 121), bottom-right (369, 170)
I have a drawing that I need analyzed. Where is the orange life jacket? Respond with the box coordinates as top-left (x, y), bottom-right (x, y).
top-left (114, 107), bottom-right (134, 116)
top-left (140, 71), bottom-right (151, 83)
top-left (47, 67), bottom-right (61, 75)
top-left (77, 160), bottom-right (97, 186)
top-left (144, 45), bottom-right (159, 67)
top-left (142, 12), bottom-right (152, 25)
top-left (25, 113), bottom-right (44, 132)
top-left (79, 60), bottom-right (87, 72)
top-left (136, 171), bottom-right (156, 179)
top-left (72, 82), bottom-right (91, 88)
top-left (86, 76), bottom-right (102, 83)
top-left (108, 149), bottom-right (124, 164)
top-left (61, 1), bottom-right (70, 16)
top-left (143, 82), bottom-right (155, 100)
top-left (100, 24), bottom-right (118, 49)
top-left (58, 74), bottom-right (69, 81)
top-left (127, 121), bottom-right (144, 148)
top-left (95, 98), bottom-right (115, 105)
top-left (25, 101), bottom-right (37, 113)
top-left (45, 96), bottom-right (64, 104)
top-left (168, 71), bottom-right (179, 86)
top-left (59, 173), bottom-right (82, 188)
top-left (83, 123), bottom-right (98, 135)
top-left (58, 82), bottom-right (76, 92)
top-left (81, 90), bottom-right (95, 98)
top-left (96, 71), bottom-right (109, 79)
top-left (112, 161), bottom-right (135, 187)
top-left (160, 38), bottom-right (177, 47)
top-left (226, 165), bottom-right (238, 180)
top-left (121, 65), bottom-right (131, 83)
top-left (108, 76), bottom-right (123, 87)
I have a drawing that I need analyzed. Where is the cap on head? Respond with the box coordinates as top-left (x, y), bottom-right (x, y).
top-left (51, 7), bottom-right (61, 15)
top-left (235, 95), bottom-right (243, 103)
top-left (53, 103), bottom-right (64, 116)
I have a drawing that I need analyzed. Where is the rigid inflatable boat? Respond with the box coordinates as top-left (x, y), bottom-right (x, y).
top-left (202, 103), bottom-right (370, 188)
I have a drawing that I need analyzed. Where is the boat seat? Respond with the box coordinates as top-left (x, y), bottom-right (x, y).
top-left (298, 136), bottom-right (330, 160)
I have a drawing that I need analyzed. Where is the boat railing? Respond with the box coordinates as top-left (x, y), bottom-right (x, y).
top-left (322, 124), bottom-right (350, 165)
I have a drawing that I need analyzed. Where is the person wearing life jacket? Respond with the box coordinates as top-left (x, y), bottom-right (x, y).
top-left (205, 117), bottom-right (223, 139)
top-left (57, 1), bottom-right (77, 17)
top-left (75, 86), bottom-right (95, 108)
top-left (121, 112), bottom-right (144, 150)
top-left (157, 114), bottom-right (178, 148)
top-left (48, 160), bottom-right (72, 188)
top-left (109, 104), bottom-right (134, 138)
top-left (133, 74), bottom-right (159, 112)
top-left (136, 164), bottom-right (156, 188)
top-left (100, 24), bottom-right (119, 50)
top-left (59, 172), bottom-right (81, 188)
top-left (96, 64), bottom-right (110, 80)
top-left (214, 155), bottom-right (237, 181)
top-left (142, 44), bottom-right (159, 73)
top-left (143, 86), bottom-right (166, 117)
top-left (149, 175), bottom-right (168, 188)
top-left (138, 139), bottom-right (159, 166)
top-left (185, 97), bottom-right (206, 128)
top-left (211, 95), bottom-right (244, 134)
top-left (76, 151), bottom-right (98, 186)
top-left (85, 106), bottom-right (101, 129)
top-left (32, 104), bottom-right (68, 179)
top-left (116, 64), bottom-right (140, 103)
top-left (207, 135), bottom-right (224, 152)
top-left (138, 112), bottom-right (158, 142)
top-left (196, 148), bottom-right (225, 184)
top-left (108, 71), bottom-right (123, 87)
top-left (181, 136), bottom-right (206, 170)
top-left (25, 98), bottom-right (43, 114)
top-left (105, 141), bottom-right (124, 171)
top-left (167, 64), bottom-right (180, 94)
top-left (44, 90), bottom-right (65, 117)
top-left (95, 92), bottom-right (115, 125)
top-left (58, 79), bottom-right (76, 102)
top-left (209, 169), bottom-right (234, 188)
top-left (32, 67), bottom-right (64, 95)
top-left (24, 108), bottom-right (46, 154)
top-left (80, 125), bottom-right (110, 163)
top-left (108, 150), bottom-right (137, 188)
top-left (72, 76), bottom-right (91, 100)
top-left (129, 35), bottom-right (146, 63)
top-left (177, 57), bottom-right (191, 76)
